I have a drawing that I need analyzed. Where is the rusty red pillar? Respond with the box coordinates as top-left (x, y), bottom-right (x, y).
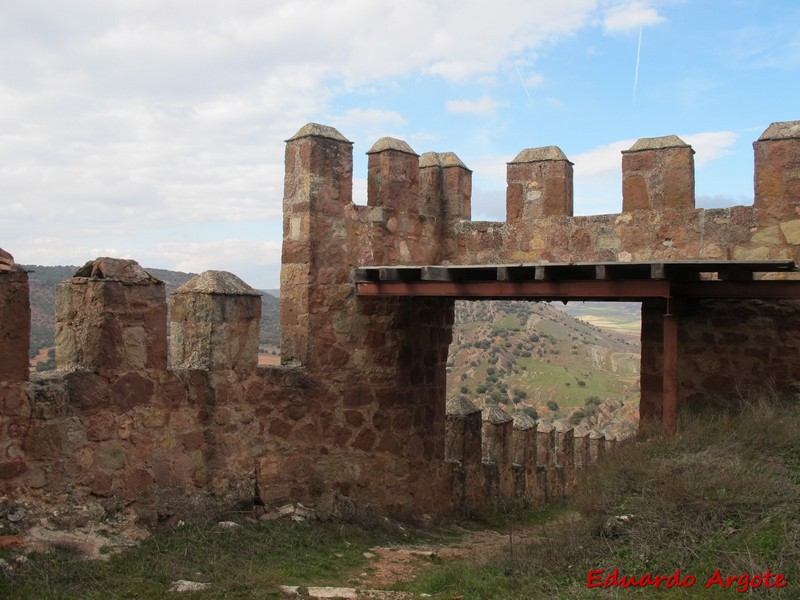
top-left (662, 299), bottom-right (680, 436)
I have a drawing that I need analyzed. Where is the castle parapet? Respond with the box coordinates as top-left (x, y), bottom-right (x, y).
top-left (0, 249), bottom-right (30, 485)
top-left (481, 406), bottom-right (513, 465)
top-left (622, 135), bottom-right (695, 211)
top-left (0, 249), bottom-right (30, 382)
top-left (281, 124), bottom-right (353, 366)
top-left (512, 411), bottom-right (541, 506)
top-left (367, 137), bottom-right (420, 215)
top-left (419, 151), bottom-right (472, 224)
top-left (445, 396), bottom-right (482, 463)
top-left (507, 146), bottom-right (573, 221)
top-left (170, 271), bottom-right (262, 371)
top-left (55, 258), bottom-right (167, 375)
top-left (754, 120), bottom-right (800, 220)
top-left (589, 430), bottom-right (606, 464)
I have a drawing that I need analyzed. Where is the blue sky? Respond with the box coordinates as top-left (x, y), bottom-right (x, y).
top-left (1, 0), bottom-right (798, 288)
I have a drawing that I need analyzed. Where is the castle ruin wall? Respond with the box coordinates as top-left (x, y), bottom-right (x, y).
top-left (0, 119), bottom-right (799, 521)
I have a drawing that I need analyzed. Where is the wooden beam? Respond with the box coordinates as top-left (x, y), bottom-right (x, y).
top-left (356, 279), bottom-right (672, 299)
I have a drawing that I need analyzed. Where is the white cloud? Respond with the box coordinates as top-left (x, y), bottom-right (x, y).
top-left (572, 139), bottom-right (636, 176)
top-left (0, 0), bottom-right (611, 286)
top-left (681, 131), bottom-right (738, 167)
top-left (446, 96), bottom-right (508, 116)
top-left (602, 1), bottom-right (665, 34)
top-left (571, 140), bottom-right (635, 214)
top-left (157, 239), bottom-right (280, 271)
top-left (337, 109), bottom-right (408, 128)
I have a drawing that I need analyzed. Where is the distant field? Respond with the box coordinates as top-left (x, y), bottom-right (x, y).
top-left (512, 356), bottom-right (627, 410)
top-left (558, 301), bottom-right (641, 335)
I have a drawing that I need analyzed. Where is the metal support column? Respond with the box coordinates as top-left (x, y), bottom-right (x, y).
top-left (662, 298), bottom-right (681, 436)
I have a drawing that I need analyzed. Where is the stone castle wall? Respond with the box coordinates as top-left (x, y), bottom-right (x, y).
top-left (0, 119), bottom-right (799, 522)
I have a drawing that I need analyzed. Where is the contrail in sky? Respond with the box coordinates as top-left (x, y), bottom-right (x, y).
top-left (514, 62), bottom-right (534, 106)
top-left (633, 26), bottom-right (643, 104)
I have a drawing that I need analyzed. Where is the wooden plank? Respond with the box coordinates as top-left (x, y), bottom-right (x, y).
top-left (718, 266), bottom-right (754, 281)
top-left (378, 267), bottom-right (421, 282)
top-left (353, 268), bottom-right (380, 282)
top-left (421, 266), bottom-right (453, 281)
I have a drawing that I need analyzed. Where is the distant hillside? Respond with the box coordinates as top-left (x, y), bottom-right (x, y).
top-left (448, 300), bottom-right (640, 438)
top-left (22, 265), bottom-right (281, 358)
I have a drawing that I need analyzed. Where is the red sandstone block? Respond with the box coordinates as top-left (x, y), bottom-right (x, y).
top-left (0, 460), bottom-right (26, 479)
top-left (110, 372), bottom-right (155, 412)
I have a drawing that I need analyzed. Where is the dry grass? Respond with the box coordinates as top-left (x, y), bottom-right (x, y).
top-left (405, 389), bottom-right (800, 598)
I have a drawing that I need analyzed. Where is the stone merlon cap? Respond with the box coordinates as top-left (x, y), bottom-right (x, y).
top-left (758, 120), bottom-right (800, 141)
top-left (623, 135), bottom-right (693, 153)
top-left (446, 396), bottom-right (481, 416)
top-left (173, 270), bottom-right (261, 296)
top-left (573, 425), bottom-right (590, 437)
top-left (553, 419), bottom-right (574, 433)
top-left (537, 419), bottom-right (555, 433)
top-left (366, 137), bottom-right (418, 156)
top-left (512, 411), bottom-right (537, 431)
top-left (482, 406), bottom-right (513, 424)
top-left (589, 430), bottom-right (605, 439)
top-left (0, 248), bottom-right (23, 273)
top-left (419, 151), bottom-right (471, 171)
top-left (509, 146), bottom-right (571, 165)
top-left (73, 258), bottom-right (162, 284)
top-left (286, 123), bottom-right (352, 144)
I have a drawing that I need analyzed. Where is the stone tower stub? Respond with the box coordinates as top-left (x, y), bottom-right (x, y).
top-left (367, 137), bottom-right (420, 215)
top-left (170, 270), bottom-right (262, 371)
top-left (754, 120), bottom-right (800, 220)
top-left (507, 146), bottom-right (573, 221)
top-left (281, 123), bottom-right (353, 366)
top-left (55, 258), bottom-right (167, 375)
top-left (0, 249), bottom-right (30, 382)
top-left (622, 135), bottom-right (695, 211)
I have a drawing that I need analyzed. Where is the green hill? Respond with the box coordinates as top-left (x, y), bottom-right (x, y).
top-left (22, 265), bottom-right (281, 361)
top-left (448, 300), bottom-right (640, 437)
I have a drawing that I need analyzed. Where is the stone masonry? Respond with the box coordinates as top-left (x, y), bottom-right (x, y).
top-left (0, 119), bottom-right (799, 522)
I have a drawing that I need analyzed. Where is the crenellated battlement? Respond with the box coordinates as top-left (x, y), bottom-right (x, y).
top-left (1, 117), bottom-right (800, 527)
top-left (280, 120), bottom-right (800, 279)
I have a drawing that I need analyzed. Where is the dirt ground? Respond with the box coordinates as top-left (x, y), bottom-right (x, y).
top-left (350, 523), bottom-right (546, 590)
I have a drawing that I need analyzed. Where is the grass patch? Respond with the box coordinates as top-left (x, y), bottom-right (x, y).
top-left (513, 357), bottom-right (625, 409)
top-left (402, 393), bottom-right (800, 598)
top-left (0, 520), bottom-right (401, 599)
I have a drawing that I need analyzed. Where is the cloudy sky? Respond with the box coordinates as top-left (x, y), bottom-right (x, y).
top-left (2, 0), bottom-right (798, 288)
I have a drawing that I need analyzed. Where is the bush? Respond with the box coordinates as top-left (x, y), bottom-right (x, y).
top-left (569, 409), bottom-right (585, 425)
top-left (546, 400), bottom-right (559, 412)
top-left (522, 406), bottom-right (539, 419)
top-left (585, 395), bottom-right (602, 406)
